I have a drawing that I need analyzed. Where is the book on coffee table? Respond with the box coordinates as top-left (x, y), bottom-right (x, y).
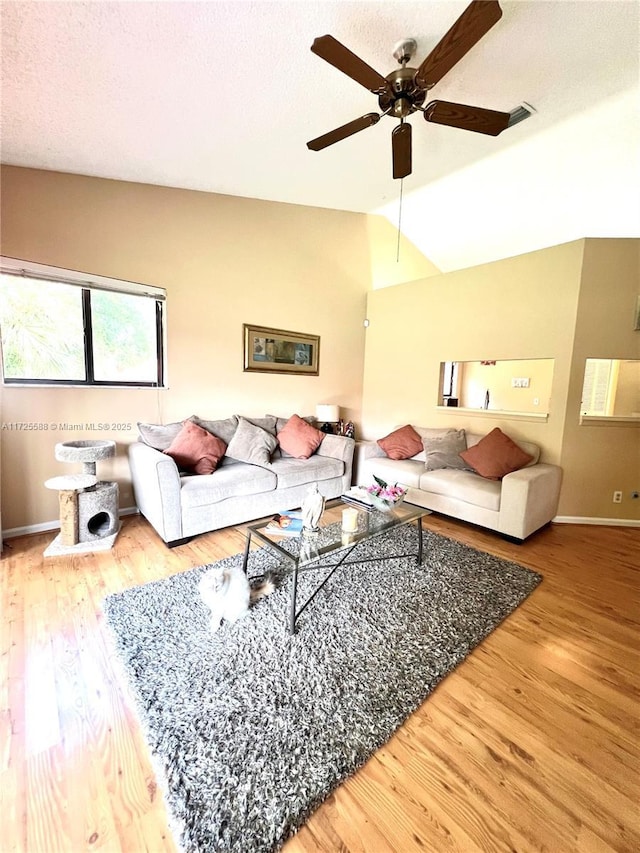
top-left (341, 488), bottom-right (375, 512)
top-left (265, 510), bottom-right (304, 537)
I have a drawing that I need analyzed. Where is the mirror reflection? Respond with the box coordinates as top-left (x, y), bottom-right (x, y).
top-left (440, 358), bottom-right (555, 415)
top-left (581, 359), bottom-right (640, 417)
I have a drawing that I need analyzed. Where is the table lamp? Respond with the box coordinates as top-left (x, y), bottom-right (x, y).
top-left (316, 404), bottom-right (340, 434)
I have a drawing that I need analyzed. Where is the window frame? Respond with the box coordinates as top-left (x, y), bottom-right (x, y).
top-left (441, 360), bottom-right (459, 401)
top-left (0, 257), bottom-right (166, 388)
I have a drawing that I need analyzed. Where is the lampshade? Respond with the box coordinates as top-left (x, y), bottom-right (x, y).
top-left (316, 404), bottom-right (340, 423)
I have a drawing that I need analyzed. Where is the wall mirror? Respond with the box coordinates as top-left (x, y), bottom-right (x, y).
top-left (580, 358), bottom-right (640, 419)
top-left (439, 358), bottom-right (555, 416)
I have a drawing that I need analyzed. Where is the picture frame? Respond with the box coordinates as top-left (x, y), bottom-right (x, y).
top-left (635, 295), bottom-right (640, 331)
top-left (243, 324), bottom-right (320, 375)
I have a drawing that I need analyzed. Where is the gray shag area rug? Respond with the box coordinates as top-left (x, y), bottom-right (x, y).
top-left (103, 524), bottom-right (541, 853)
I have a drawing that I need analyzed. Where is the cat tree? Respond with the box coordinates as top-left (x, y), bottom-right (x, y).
top-left (44, 439), bottom-right (120, 556)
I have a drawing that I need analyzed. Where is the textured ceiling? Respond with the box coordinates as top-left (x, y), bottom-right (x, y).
top-left (1, 1), bottom-right (639, 271)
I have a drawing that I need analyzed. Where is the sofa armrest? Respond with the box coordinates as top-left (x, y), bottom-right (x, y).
top-left (316, 434), bottom-right (355, 487)
top-left (498, 463), bottom-right (563, 540)
top-left (128, 441), bottom-right (183, 543)
top-left (350, 440), bottom-right (385, 486)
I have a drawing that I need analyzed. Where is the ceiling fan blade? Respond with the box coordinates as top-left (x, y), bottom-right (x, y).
top-left (424, 100), bottom-right (510, 135)
top-left (415, 1), bottom-right (502, 89)
top-left (307, 113), bottom-right (381, 151)
top-left (392, 123), bottom-right (412, 179)
top-left (311, 35), bottom-right (390, 93)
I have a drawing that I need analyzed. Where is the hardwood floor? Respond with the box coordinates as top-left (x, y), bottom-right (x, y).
top-left (1, 514), bottom-right (638, 852)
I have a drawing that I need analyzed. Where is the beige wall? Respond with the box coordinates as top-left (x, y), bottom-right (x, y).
top-left (458, 358), bottom-right (554, 413)
top-left (362, 238), bottom-right (640, 521)
top-left (559, 239), bottom-right (640, 519)
top-left (613, 360), bottom-right (640, 416)
top-left (0, 166), bottom-right (423, 531)
top-left (2, 167), bottom-right (637, 529)
top-left (362, 240), bottom-right (585, 462)
top-left (366, 215), bottom-right (441, 289)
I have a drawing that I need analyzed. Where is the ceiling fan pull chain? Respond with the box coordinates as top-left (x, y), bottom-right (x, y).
top-left (396, 177), bottom-right (404, 263)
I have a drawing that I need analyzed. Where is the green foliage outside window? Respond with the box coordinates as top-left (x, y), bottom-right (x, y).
top-left (0, 273), bottom-right (163, 386)
top-left (91, 290), bottom-right (158, 383)
top-left (0, 278), bottom-right (85, 380)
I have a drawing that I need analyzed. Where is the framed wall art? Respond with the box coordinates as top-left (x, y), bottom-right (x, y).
top-left (243, 324), bottom-right (320, 375)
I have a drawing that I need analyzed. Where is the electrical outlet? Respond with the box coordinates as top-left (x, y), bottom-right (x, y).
top-left (613, 491), bottom-right (622, 503)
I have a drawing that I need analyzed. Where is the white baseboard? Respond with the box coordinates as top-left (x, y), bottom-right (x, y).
top-left (5, 509), bottom-right (637, 540)
top-left (553, 515), bottom-right (640, 528)
top-left (3, 506), bottom-right (139, 540)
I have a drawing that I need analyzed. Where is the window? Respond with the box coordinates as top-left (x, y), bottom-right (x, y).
top-left (581, 359), bottom-right (615, 416)
top-left (438, 358), bottom-right (555, 416)
top-left (0, 259), bottom-right (165, 387)
top-left (580, 358), bottom-right (640, 418)
top-left (441, 361), bottom-right (459, 401)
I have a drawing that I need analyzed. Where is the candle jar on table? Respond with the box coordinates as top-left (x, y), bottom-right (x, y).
top-left (342, 507), bottom-right (359, 532)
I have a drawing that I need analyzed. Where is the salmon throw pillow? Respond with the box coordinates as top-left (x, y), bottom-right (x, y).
top-left (459, 427), bottom-right (533, 480)
top-left (377, 424), bottom-right (423, 460)
top-left (163, 419), bottom-right (227, 475)
top-left (277, 414), bottom-right (324, 459)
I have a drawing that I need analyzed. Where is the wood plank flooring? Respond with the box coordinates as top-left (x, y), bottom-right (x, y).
top-left (1, 513), bottom-right (638, 852)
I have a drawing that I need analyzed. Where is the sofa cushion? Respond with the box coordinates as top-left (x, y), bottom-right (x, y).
top-left (273, 414), bottom-right (316, 433)
top-left (269, 456), bottom-right (343, 489)
top-left (377, 424), bottom-right (423, 460)
top-left (191, 414), bottom-right (239, 445)
top-left (460, 428), bottom-right (534, 480)
top-left (138, 416), bottom-right (197, 451)
top-left (419, 469), bottom-right (502, 512)
top-left (180, 460), bottom-right (277, 509)
top-left (163, 420), bottom-right (227, 475)
top-left (463, 433), bottom-right (540, 466)
top-left (363, 456), bottom-right (424, 489)
top-left (423, 429), bottom-right (470, 471)
top-left (277, 414), bottom-right (324, 459)
top-left (271, 414), bottom-right (317, 458)
top-left (412, 427), bottom-right (462, 461)
top-left (226, 417), bottom-right (278, 467)
top-left (236, 414), bottom-right (278, 436)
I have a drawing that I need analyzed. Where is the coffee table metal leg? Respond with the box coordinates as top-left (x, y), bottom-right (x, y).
top-left (417, 517), bottom-right (423, 565)
top-left (289, 560), bottom-right (300, 635)
top-left (241, 531), bottom-right (252, 574)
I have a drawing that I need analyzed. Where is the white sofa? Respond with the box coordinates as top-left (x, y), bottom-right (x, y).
top-left (357, 428), bottom-right (562, 542)
top-left (129, 414), bottom-right (355, 546)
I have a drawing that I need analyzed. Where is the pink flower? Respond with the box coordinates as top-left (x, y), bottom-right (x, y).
top-left (366, 476), bottom-right (407, 503)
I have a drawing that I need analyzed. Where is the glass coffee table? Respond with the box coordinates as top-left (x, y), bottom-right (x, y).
top-left (241, 498), bottom-right (431, 634)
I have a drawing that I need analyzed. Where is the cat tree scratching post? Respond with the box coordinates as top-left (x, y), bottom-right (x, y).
top-left (44, 440), bottom-right (120, 557)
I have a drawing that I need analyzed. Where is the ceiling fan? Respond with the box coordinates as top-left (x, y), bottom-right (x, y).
top-left (307, 0), bottom-right (532, 179)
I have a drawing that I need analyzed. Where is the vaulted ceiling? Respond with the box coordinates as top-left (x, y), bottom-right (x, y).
top-left (2, 1), bottom-right (638, 272)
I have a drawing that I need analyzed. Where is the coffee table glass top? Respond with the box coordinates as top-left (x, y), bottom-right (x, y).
top-left (247, 498), bottom-right (430, 569)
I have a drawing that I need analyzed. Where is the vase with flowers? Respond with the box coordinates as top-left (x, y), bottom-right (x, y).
top-left (366, 476), bottom-right (407, 512)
